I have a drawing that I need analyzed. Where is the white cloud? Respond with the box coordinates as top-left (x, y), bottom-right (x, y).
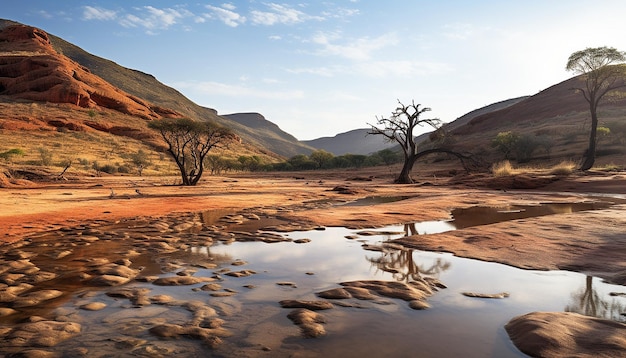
top-left (82, 6), bottom-right (117, 21)
top-left (205, 4), bottom-right (246, 27)
top-left (118, 6), bottom-right (188, 31)
top-left (250, 3), bottom-right (323, 26)
top-left (310, 31), bottom-right (398, 61)
top-left (173, 80), bottom-right (304, 100)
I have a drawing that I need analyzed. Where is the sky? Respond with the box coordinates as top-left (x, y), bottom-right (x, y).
top-left (3, 1), bottom-right (626, 140)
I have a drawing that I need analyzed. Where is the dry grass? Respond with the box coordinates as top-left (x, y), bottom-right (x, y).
top-left (492, 160), bottom-right (577, 177)
top-left (547, 161), bottom-right (576, 176)
top-left (491, 160), bottom-right (515, 177)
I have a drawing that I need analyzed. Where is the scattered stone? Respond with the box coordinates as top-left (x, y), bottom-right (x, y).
top-left (200, 283), bottom-right (222, 291)
top-left (79, 302), bottom-right (107, 311)
top-left (408, 300), bottom-right (430, 310)
top-left (89, 274), bottom-right (131, 286)
top-left (176, 269), bottom-right (197, 277)
top-left (279, 300), bottom-right (333, 311)
top-left (317, 288), bottom-right (352, 300)
top-left (148, 323), bottom-right (230, 349)
top-left (210, 292), bottom-right (236, 297)
top-left (149, 294), bottom-right (176, 305)
top-left (231, 260), bottom-right (247, 266)
top-left (287, 308), bottom-right (326, 338)
top-left (224, 270), bottom-right (256, 278)
top-left (340, 280), bottom-right (430, 302)
top-left (3, 349), bottom-right (59, 357)
top-left (276, 282), bottom-right (297, 288)
top-left (3, 321), bottom-right (81, 347)
top-left (152, 276), bottom-right (214, 286)
top-left (462, 292), bottom-right (510, 299)
top-left (293, 238), bottom-right (311, 244)
top-left (12, 290), bottom-right (63, 308)
top-left (106, 288), bottom-right (151, 306)
top-left (0, 307), bottom-right (17, 317)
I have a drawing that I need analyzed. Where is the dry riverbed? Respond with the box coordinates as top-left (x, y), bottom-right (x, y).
top-left (1, 170), bottom-right (625, 357)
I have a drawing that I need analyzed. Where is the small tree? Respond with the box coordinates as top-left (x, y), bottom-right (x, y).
top-left (566, 46), bottom-right (626, 170)
top-left (491, 131), bottom-right (519, 160)
top-left (130, 149), bottom-right (151, 176)
top-left (148, 118), bottom-right (233, 186)
top-left (368, 100), bottom-right (442, 183)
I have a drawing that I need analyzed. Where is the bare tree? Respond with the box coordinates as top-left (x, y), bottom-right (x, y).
top-left (566, 47), bottom-right (626, 170)
top-left (149, 118), bottom-right (233, 186)
top-left (368, 100), bottom-right (440, 183)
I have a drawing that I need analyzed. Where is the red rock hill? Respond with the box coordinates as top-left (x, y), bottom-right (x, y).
top-left (0, 24), bottom-right (180, 120)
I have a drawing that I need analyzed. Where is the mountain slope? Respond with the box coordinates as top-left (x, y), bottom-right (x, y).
top-left (223, 113), bottom-right (316, 156)
top-left (41, 24), bottom-right (312, 158)
top-left (441, 73), bottom-right (626, 166)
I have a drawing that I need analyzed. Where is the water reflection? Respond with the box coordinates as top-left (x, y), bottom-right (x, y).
top-left (451, 202), bottom-right (613, 229)
top-left (565, 275), bottom-right (626, 322)
top-left (367, 247), bottom-right (451, 283)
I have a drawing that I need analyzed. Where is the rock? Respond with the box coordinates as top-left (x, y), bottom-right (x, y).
top-left (106, 288), bottom-right (151, 306)
top-left (341, 280), bottom-right (429, 302)
top-left (344, 287), bottom-right (377, 300)
top-left (79, 302), bottom-right (107, 311)
top-left (4, 349), bottom-right (60, 357)
top-left (462, 292), bottom-right (510, 299)
top-left (0, 24), bottom-right (173, 120)
top-left (89, 274), bottom-right (131, 286)
top-left (3, 320), bottom-right (81, 347)
top-left (505, 312), bottom-right (626, 358)
top-left (200, 283), bottom-right (222, 291)
top-left (224, 270), bottom-right (256, 278)
top-left (317, 288), bottom-right (352, 299)
top-left (293, 238), bottom-right (311, 244)
top-left (148, 323), bottom-right (230, 348)
top-left (12, 289), bottom-right (63, 308)
top-left (279, 300), bottom-right (333, 311)
top-left (152, 276), bottom-right (213, 286)
top-left (91, 263), bottom-right (138, 279)
top-left (276, 282), bottom-right (297, 288)
top-left (286, 309), bottom-right (326, 338)
top-left (149, 294), bottom-right (176, 305)
top-left (408, 300), bottom-right (430, 310)
top-left (0, 307), bottom-right (17, 317)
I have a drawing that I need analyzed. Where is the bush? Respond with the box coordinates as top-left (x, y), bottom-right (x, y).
top-left (0, 148), bottom-right (25, 161)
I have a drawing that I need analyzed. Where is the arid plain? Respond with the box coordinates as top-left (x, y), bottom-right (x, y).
top-left (1, 168), bottom-right (625, 357)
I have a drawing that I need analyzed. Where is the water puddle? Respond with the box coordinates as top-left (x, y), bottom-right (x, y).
top-left (449, 201), bottom-right (614, 230)
top-left (1, 200), bottom-right (624, 357)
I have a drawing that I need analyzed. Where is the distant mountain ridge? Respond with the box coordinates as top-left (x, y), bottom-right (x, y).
top-left (302, 128), bottom-right (395, 155)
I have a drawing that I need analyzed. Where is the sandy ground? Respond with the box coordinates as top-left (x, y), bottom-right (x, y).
top-left (2, 169), bottom-right (626, 356)
top-left (2, 169), bottom-right (625, 283)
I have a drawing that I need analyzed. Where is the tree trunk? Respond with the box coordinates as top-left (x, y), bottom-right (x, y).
top-left (580, 105), bottom-right (599, 171)
top-left (395, 155), bottom-right (416, 184)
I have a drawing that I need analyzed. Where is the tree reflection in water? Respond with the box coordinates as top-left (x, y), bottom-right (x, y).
top-left (367, 225), bottom-right (451, 283)
top-left (565, 275), bottom-right (626, 322)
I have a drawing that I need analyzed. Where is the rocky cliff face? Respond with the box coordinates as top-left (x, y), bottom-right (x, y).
top-left (0, 24), bottom-right (180, 120)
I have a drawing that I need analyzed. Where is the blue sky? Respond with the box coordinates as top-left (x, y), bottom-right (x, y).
top-left (4, 1), bottom-right (626, 140)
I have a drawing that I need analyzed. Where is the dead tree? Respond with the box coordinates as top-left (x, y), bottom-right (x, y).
top-left (369, 100), bottom-right (475, 183)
